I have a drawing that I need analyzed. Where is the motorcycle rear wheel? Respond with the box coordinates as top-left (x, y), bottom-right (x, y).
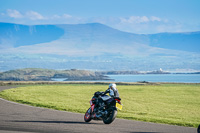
top-left (103, 109), bottom-right (117, 124)
top-left (84, 107), bottom-right (92, 122)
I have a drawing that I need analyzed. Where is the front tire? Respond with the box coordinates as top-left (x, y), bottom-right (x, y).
top-left (103, 108), bottom-right (117, 124)
top-left (84, 107), bottom-right (92, 122)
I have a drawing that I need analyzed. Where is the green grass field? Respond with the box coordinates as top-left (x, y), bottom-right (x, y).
top-left (0, 84), bottom-right (200, 127)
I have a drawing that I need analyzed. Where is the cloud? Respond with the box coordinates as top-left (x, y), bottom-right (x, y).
top-left (3, 10), bottom-right (163, 27)
top-left (0, 9), bottom-right (83, 25)
top-left (63, 14), bottom-right (72, 19)
top-left (155, 23), bottom-right (183, 33)
top-left (25, 11), bottom-right (45, 20)
top-left (150, 16), bottom-right (161, 22)
top-left (4, 9), bottom-right (45, 20)
top-left (7, 9), bottom-right (23, 18)
top-left (106, 16), bottom-right (187, 34)
top-left (51, 14), bottom-right (72, 19)
top-left (1, 10), bottom-right (196, 34)
top-left (120, 16), bottom-right (162, 24)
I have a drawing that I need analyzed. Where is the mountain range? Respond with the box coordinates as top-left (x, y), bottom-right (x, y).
top-left (0, 22), bottom-right (200, 72)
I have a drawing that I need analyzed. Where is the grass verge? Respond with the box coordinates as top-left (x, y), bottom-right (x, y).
top-left (0, 83), bottom-right (199, 127)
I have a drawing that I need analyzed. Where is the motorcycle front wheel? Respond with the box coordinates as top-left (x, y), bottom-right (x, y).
top-left (84, 107), bottom-right (92, 122)
top-left (103, 108), bottom-right (117, 124)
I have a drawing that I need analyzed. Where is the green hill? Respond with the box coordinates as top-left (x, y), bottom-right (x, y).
top-left (0, 68), bottom-right (108, 81)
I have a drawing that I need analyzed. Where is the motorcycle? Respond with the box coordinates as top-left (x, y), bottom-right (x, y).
top-left (84, 91), bottom-right (122, 124)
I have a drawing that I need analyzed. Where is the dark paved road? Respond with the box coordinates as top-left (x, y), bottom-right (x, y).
top-left (0, 86), bottom-right (197, 133)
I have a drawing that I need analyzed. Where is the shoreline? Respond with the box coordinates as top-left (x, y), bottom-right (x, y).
top-left (0, 81), bottom-right (200, 86)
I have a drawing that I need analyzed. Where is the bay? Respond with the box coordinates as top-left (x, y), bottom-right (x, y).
top-left (107, 74), bottom-right (200, 83)
top-left (51, 78), bottom-right (68, 81)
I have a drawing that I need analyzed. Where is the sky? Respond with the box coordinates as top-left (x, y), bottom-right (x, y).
top-left (0, 0), bottom-right (200, 34)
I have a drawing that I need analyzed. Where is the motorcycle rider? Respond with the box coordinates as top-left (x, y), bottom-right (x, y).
top-left (104, 83), bottom-right (120, 98)
top-left (84, 83), bottom-right (122, 123)
top-left (95, 83), bottom-right (120, 116)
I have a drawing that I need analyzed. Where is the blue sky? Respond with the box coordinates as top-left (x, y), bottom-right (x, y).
top-left (0, 0), bottom-right (200, 34)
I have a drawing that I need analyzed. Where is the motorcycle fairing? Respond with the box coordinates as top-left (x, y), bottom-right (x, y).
top-left (101, 95), bottom-right (111, 101)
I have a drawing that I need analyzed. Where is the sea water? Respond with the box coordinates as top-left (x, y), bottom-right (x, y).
top-left (51, 74), bottom-right (200, 83)
top-left (107, 74), bottom-right (200, 83)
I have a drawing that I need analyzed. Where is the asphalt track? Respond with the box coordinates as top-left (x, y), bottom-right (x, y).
top-left (0, 86), bottom-right (197, 133)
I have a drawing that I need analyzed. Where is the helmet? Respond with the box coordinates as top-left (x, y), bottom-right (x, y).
top-left (109, 83), bottom-right (117, 90)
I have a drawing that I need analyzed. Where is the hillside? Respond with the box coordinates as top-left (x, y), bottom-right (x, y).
top-left (1, 22), bottom-right (199, 53)
top-left (0, 22), bottom-right (200, 71)
top-left (149, 32), bottom-right (200, 52)
top-left (0, 68), bottom-right (108, 81)
top-left (0, 22), bottom-right (64, 48)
